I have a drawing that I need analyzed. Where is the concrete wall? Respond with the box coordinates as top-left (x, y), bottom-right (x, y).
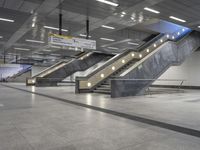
top-left (154, 51), bottom-right (200, 86)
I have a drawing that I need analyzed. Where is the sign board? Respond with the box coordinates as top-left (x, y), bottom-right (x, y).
top-left (48, 33), bottom-right (96, 50)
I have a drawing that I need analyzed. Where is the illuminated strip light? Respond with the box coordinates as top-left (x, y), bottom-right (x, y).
top-left (14, 47), bottom-right (30, 51)
top-left (0, 17), bottom-right (14, 22)
top-left (26, 39), bottom-right (45, 44)
top-left (96, 0), bottom-right (119, 7)
top-left (107, 47), bottom-right (119, 50)
top-left (144, 7), bottom-right (160, 14)
top-left (100, 38), bottom-right (115, 41)
top-left (79, 34), bottom-right (91, 38)
top-left (128, 42), bottom-right (139, 46)
top-left (101, 25), bottom-right (115, 29)
top-left (169, 16), bottom-right (186, 23)
top-left (44, 26), bottom-right (68, 32)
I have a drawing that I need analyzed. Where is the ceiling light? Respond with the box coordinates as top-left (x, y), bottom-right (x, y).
top-left (100, 38), bottom-right (115, 41)
top-left (122, 12), bottom-right (126, 15)
top-left (0, 17), bottom-right (14, 22)
top-left (43, 49), bottom-right (51, 52)
top-left (26, 39), bottom-right (45, 44)
top-left (166, 34), bottom-right (169, 38)
top-left (50, 45), bottom-right (61, 49)
top-left (107, 47), bottom-right (118, 50)
top-left (96, 0), bottom-right (119, 7)
top-left (14, 47), bottom-right (30, 51)
top-left (144, 7), bottom-right (160, 14)
top-left (101, 25), bottom-right (115, 29)
top-left (169, 16), bottom-right (186, 23)
top-left (172, 36), bottom-right (175, 39)
top-left (79, 34), bottom-right (91, 38)
top-left (128, 42), bottom-right (139, 46)
top-left (44, 26), bottom-right (68, 32)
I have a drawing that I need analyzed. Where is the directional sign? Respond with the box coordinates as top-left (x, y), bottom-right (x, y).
top-left (48, 33), bottom-right (96, 50)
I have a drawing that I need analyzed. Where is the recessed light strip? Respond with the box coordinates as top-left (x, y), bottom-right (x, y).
top-left (79, 34), bottom-right (91, 38)
top-left (96, 0), bottom-right (119, 7)
top-left (100, 38), bottom-right (115, 41)
top-left (26, 39), bottom-right (45, 44)
top-left (44, 26), bottom-right (68, 32)
top-left (107, 47), bottom-right (118, 50)
top-left (0, 17), bottom-right (14, 22)
top-left (101, 25), bottom-right (115, 29)
top-left (144, 7), bottom-right (160, 14)
top-left (169, 16), bottom-right (186, 23)
top-left (14, 47), bottom-right (30, 51)
top-left (128, 42), bottom-right (139, 46)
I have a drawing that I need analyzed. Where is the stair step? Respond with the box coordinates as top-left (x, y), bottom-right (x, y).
top-left (96, 87), bottom-right (110, 90)
top-left (93, 89), bottom-right (111, 94)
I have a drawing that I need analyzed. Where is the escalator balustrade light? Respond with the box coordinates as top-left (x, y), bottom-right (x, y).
top-left (160, 39), bottom-right (163, 43)
top-left (131, 53), bottom-right (135, 57)
top-left (32, 80), bottom-right (35, 84)
top-left (153, 44), bottom-right (157, 48)
top-left (112, 66), bottom-right (115, 70)
top-left (166, 34), bottom-right (169, 38)
top-left (122, 59), bottom-right (125, 64)
top-left (100, 74), bottom-right (105, 78)
top-left (87, 82), bottom-right (92, 87)
top-left (139, 54), bottom-right (142, 58)
top-left (172, 36), bottom-right (175, 40)
top-left (177, 32), bottom-right (180, 35)
top-left (146, 49), bottom-right (150, 53)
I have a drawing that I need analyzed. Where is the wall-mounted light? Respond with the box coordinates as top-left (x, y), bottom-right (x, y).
top-left (146, 49), bottom-right (150, 53)
top-left (122, 59), bottom-right (125, 64)
top-left (139, 54), bottom-right (142, 58)
top-left (131, 53), bottom-right (135, 57)
top-left (87, 82), bottom-right (91, 87)
top-left (112, 66), bottom-right (115, 70)
top-left (100, 74), bottom-right (105, 78)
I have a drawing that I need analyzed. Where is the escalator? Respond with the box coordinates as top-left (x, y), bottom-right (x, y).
top-left (6, 66), bottom-right (31, 82)
top-left (27, 52), bottom-right (111, 86)
top-left (76, 29), bottom-right (200, 97)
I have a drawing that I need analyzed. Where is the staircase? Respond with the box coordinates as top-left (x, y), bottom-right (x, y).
top-left (93, 60), bottom-right (138, 94)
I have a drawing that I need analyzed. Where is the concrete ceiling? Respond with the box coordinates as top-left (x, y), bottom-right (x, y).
top-left (0, 0), bottom-right (199, 65)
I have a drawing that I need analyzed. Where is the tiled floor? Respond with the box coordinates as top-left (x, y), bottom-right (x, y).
top-left (0, 83), bottom-right (200, 150)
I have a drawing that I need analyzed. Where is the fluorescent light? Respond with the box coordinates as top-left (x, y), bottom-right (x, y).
top-left (42, 49), bottom-right (51, 52)
top-left (169, 16), bottom-right (186, 23)
top-left (50, 45), bottom-right (61, 49)
top-left (144, 7), bottom-right (160, 14)
top-left (0, 17), bottom-right (14, 22)
top-left (100, 38), bottom-right (115, 41)
top-left (101, 25), bottom-right (115, 29)
top-left (44, 26), bottom-right (68, 32)
top-left (79, 34), bottom-right (91, 38)
top-left (128, 42), bottom-right (139, 46)
top-left (96, 0), bottom-right (119, 7)
top-left (26, 39), bottom-right (45, 44)
top-left (107, 47), bottom-right (119, 50)
top-left (14, 47), bottom-right (30, 51)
